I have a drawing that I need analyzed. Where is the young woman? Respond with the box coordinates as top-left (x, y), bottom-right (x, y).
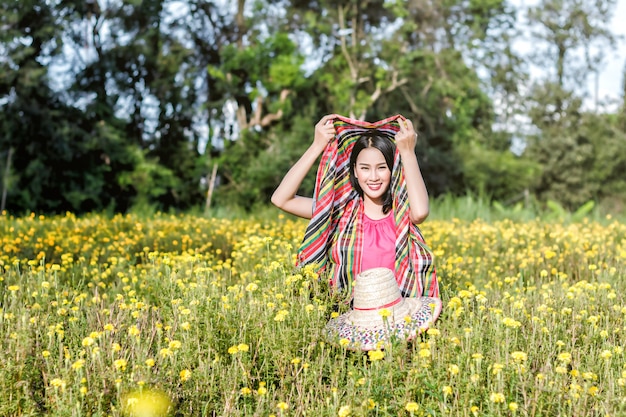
top-left (272, 114), bottom-right (438, 298)
top-left (271, 115), bottom-right (429, 224)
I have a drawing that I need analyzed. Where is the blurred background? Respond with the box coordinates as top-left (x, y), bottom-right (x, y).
top-left (1, 0), bottom-right (625, 218)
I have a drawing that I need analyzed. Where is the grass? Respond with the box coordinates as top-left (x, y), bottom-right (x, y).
top-left (0, 209), bottom-right (625, 416)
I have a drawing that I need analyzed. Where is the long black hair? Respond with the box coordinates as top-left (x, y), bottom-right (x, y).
top-left (349, 132), bottom-right (396, 214)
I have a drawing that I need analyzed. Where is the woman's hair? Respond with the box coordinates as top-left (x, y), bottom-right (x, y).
top-left (349, 132), bottom-right (396, 214)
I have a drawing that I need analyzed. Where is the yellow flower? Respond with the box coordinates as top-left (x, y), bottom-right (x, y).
top-left (557, 352), bottom-right (572, 363)
top-left (50, 378), bottom-right (66, 389)
top-left (277, 401), bottom-right (288, 411)
top-left (228, 345), bottom-right (239, 354)
top-left (179, 369), bottom-right (192, 382)
top-left (128, 325), bottom-right (140, 336)
top-left (159, 348), bottom-right (172, 358)
top-left (426, 328), bottom-right (440, 337)
top-left (145, 358), bottom-right (155, 367)
top-left (418, 348), bottom-right (430, 358)
top-left (490, 392), bottom-right (505, 403)
top-left (8, 285), bottom-right (19, 292)
top-left (82, 337), bottom-right (95, 347)
top-left (339, 338), bottom-right (350, 347)
top-left (491, 363), bottom-right (504, 375)
top-left (502, 317), bottom-right (522, 328)
top-left (114, 359), bottom-right (127, 371)
top-left (257, 386), bottom-right (267, 395)
top-left (338, 405), bottom-right (351, 417)
top-left (368, 350), bottom-right (385, 361)
top-left (511, 351), bottom-right (527, 362)
top-left (448, 364), bottom-right (460, 375)
top-left (237, 343), bottom-right (249, 352)
top-left (240, 387), bottom-right (252, 396)
top-left (42, 350), bottom-right (50, 358)
top-left (442, 386), bottom-right (452, 396)
top-left (378, 308), bottom-right (391, 318)
top-left (508, 402), bottom-right (519, 412)
top-left (274, 310), bottom-right (289, 321)
top-left (405, 402), bottom-right (419, 412)
top-left (599, 350), bottom-right (612, 360)
top-left (72, 359), bottom-right (85, 370)
top-left (169, 340), bottom-right (182, 350)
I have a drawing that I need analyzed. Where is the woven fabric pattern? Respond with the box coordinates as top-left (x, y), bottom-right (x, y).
top-left (297, 114), bottom-right (439, 298)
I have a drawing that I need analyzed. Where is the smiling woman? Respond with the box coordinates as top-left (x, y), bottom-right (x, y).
top-left (271, 114), bottom-right (439, 302)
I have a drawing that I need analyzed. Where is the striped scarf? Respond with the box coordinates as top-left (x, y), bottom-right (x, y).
top-left (297, 114), bottom-right (439, 298)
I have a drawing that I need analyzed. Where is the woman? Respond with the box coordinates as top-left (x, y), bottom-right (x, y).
top-left (272, 114), bottom-right (438, 298)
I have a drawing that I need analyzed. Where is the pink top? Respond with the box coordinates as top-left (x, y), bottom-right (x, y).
top-left (361, 212), bottom-right (396, 272)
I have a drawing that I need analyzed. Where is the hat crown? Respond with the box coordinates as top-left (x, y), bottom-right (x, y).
top-left (353, 268), bottom-right (402, 310)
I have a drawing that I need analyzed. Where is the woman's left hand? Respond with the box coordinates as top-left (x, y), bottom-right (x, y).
top-left (395, 118), bottom-right (418, 153)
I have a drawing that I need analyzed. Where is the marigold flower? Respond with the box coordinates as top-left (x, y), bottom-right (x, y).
top-left (557, 352), bottom-right (572, 363)
top-left (490, 392), bottom-right (505, 403)
top-left (50, 378), bottom-right (66, 389)
top-left (368, 350), bottom-right (384, 361)
top-left (179, 369), bottom-right (192, 382)
top-left (338, 405), bottom-right (351, 417)
top-left (114, 359), bottom-right (127, 371)
top-left (82, 337), bottom-right (95, 347)
top-left (599, 350), bottom-right (612, 360)
top-left (425, 327), bottom-right (440, 337)
top-left (405, 402), bottom-right (419, 412)
top-left (448, 364), bottom-right (460, 375)
top-left (72, 359), bottom-right (85, 370)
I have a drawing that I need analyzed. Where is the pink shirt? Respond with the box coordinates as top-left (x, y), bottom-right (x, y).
top-left (361, 212), bottom-right (395, 272)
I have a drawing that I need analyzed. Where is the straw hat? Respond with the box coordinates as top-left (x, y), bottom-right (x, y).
top-left (325, 267), bottom-right (442, 351)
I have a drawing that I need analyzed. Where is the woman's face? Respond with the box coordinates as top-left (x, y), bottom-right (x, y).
top-left (353, 147), bottom-right (391, 204)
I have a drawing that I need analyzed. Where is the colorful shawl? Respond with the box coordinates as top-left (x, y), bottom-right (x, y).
top-left (297, 114), bottom-right (439, 298)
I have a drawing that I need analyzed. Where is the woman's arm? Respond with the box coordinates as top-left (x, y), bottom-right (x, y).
top-left (271, 115), bottom-right (336, 219)
top-left (395, 119), bottom-right (430, 224)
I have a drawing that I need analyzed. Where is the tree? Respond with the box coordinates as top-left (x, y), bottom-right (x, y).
top-left (522, 0), bottom-right (619, 209)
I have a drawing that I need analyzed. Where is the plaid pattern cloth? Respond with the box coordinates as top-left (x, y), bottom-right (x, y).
top-left (297, 114), bottom-right (439, 298)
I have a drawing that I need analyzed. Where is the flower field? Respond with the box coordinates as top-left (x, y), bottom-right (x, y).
top-left (1, 212), bottom-right (625, 416)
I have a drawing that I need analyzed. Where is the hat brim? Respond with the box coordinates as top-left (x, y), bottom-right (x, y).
top-left (325, 296), bottom-right (443, 351)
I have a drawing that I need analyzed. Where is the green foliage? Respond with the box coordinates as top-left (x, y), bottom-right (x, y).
top-left (0, 0), bottom-right (624, 214)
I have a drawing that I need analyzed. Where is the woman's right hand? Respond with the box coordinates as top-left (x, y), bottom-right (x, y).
top-left (313, 115), bottom-right (336, 149)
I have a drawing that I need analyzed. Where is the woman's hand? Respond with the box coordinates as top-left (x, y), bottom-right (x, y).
top-left (395, 118), bottom-right (418, 153)
top-left (313, 115), bottom-right (336, 150)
